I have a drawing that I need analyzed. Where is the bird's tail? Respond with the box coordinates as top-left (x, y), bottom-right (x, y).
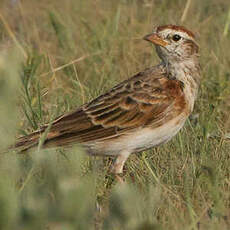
top-left (12, 130), bottom-right (43, 152)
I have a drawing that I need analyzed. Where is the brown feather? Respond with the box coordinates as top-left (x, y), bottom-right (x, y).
top-left (21, 65), bottom-right (185, 148)
top-left (14, 63), bottom-right (189, 151)
top-left (12, 24), bottom-right (200, 175)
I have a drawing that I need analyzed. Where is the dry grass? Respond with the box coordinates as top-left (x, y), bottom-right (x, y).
top-left (0, 0), bottom-right (230, 229)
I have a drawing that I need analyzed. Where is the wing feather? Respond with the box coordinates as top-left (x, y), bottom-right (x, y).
top-left (42, 66), bottom-right (185, 147)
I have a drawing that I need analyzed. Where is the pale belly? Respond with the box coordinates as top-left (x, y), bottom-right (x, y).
top-left (86, 113), bottom-right (187, 156)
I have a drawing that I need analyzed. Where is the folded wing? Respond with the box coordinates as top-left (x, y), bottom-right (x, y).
top-left (43, 68), bottom-right (185, 146)
top-left (15, 66), bottom-right (185, 150)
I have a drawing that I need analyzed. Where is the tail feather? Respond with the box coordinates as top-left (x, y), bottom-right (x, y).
top-left (12, 130), bottom-right (43, 152)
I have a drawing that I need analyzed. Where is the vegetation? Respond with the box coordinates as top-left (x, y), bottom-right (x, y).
top-left (0, 0), bottom-right (229, 229)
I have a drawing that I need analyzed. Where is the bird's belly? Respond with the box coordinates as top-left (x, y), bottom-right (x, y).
top-left (88, 113), bottom-right (187, 156)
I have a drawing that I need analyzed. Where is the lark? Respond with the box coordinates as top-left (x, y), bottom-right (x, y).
top-left (14, 25), bottom-right (201, 174)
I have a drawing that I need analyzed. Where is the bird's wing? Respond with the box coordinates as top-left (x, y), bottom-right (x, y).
top-left (43, 66), bottom-right (186, 146)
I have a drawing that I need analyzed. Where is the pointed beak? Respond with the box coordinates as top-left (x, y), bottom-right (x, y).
top-left (143, 33), bottom-right (168, 47)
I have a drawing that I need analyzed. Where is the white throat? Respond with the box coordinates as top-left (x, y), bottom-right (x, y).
top-left (167, 58), bottom-right (200, 112)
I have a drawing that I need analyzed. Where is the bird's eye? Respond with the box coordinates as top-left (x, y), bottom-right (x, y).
top-left (172, 34), bottom-right (181, 42)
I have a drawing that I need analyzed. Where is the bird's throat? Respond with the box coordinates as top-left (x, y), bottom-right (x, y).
top-left (166, 59), bottom-right (200, 112)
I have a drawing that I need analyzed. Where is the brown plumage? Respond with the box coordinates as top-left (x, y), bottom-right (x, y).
top-left (14, 25), bottom-right (201, 174)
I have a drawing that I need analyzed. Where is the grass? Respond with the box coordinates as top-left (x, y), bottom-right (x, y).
top-left (0, 0), bottom-right (230, 229)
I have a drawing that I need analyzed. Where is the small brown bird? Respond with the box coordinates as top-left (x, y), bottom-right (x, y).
top-left (15, 25), bottom-right (201, 174)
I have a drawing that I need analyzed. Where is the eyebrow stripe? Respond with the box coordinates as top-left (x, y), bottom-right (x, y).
top-left (157, 25), bottom-right (195, 39)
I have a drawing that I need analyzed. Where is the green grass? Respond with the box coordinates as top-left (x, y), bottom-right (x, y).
top-left (0, 0), bottom-right (230, 229)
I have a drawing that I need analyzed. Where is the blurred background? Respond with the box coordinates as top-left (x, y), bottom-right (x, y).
top-left (0, 0), bottom-right (229, 229)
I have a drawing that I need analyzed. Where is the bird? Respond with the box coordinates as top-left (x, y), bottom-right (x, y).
top-left (14, 25), bottom-right (201, 175)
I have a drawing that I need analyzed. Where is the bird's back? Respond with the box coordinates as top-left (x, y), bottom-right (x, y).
top-left (14, 64), bottom-right (188, 155)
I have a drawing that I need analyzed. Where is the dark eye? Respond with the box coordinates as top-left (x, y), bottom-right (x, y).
top-left (172, 34), bottom-right (181, 42)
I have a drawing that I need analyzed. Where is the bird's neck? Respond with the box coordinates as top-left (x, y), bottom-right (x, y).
top-left (165, 57), bottom-right (201, 112)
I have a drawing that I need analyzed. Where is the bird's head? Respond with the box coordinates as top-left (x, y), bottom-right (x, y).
top-left (144, 25), bottom-right (199, 63)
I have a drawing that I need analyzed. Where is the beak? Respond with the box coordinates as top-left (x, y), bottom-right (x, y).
top-left (143, 33), bottom-right (168, 47)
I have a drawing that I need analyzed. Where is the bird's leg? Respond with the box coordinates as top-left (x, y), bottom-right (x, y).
top-left (110, 151), bottom-right (131, 182)
top-left (111, 151), bottom-right (131, 174)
